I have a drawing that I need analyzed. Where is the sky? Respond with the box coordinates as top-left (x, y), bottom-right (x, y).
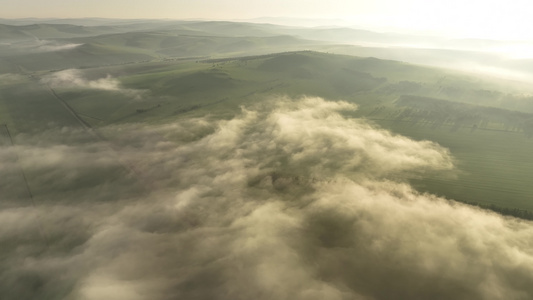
top-left (2, 0), bottom-right (533, 40)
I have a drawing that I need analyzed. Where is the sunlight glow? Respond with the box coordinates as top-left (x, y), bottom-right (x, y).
top-left (489, 44), bottom-right (533, 59)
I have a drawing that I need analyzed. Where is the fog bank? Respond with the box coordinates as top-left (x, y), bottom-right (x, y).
top-left (1, 97), bottom-right (532, 300)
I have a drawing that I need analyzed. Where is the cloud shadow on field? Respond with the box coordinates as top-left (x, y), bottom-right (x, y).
top-left (41, 69), bottom-right (147, 100)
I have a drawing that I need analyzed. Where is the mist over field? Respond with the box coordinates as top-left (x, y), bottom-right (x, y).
top-left (42, 69), bottom-right (147, 100)
top-left (0, 39), bottom-right (83, 54)
top-left (20, 40), bottom-right (83, 53)
top-left (2, 97), bottom-right (533, 299)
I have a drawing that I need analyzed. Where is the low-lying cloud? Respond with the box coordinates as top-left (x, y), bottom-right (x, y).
top-left (1, 96), bottom-right (532, 300)
top-left (34, 41), bottom-right (82, 52)
top-left (41, 69), bottom-right (146, 100)
top-left (3, 39), bottom-right (83, 52)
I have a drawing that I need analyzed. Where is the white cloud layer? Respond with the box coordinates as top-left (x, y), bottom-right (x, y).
top-left (4, 39), bottom-right (83, 52)
top-left (1, 96), bottom-right (532, 300)
top-left (35, 41), bottom-right (82, 52)
top-left (41, 69), bottom-right (146, 100)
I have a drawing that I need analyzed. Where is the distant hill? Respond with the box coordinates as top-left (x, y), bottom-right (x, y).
top-left (0, 23), bottom-right (122, 40)
top-left (0, 25), bottom-right (323, 71)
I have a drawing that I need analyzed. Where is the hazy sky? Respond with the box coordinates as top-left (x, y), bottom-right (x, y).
top-left (2, 0), bottom-right (532, 39)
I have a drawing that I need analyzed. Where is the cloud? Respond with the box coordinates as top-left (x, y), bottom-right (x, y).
top-left (1, 96), bottom-right (533, 300)
top-left (5, 39), bottom-right (83, 53)
top-left (40, 40), bottom-right (82, 52)
top-left (35, 42), bottom-right (82, 52)
top-left (41, 69), bottom-right (146, 100)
